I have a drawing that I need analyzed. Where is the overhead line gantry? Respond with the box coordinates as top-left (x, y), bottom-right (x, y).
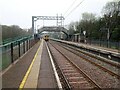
top-left (32, 15), bottom-right (65, 34)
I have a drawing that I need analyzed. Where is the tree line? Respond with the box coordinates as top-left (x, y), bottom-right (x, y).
top-left (2, 25), bottom-right (32, 42)
top-left (68, 1), bottom-right (120, 42)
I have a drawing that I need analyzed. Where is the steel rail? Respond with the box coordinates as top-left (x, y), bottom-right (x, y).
top-left (47, 42), bottom-right (71, 90)
top-left (49, 42), bottom-right (102, 89)
top-left (56, 42), bottom-right (120, 79)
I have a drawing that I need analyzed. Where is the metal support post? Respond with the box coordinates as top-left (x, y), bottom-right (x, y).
top-left (32, 16), bottom-right (35, 34)
top-left (29, 40), bottom-right (31, 49)
top-left (18, 41), bottom-right (20, 57)
top-left (77, 35), bottom-right (78, 42)
top-left (23, 41), bottom-right (25, 53)
top-left (107, 28), bottom-right (110, 48)
top-left (26, 40), bottom-right (28, 51)
top-left (56, 14), bottom-right (58, 26)
top-left (25, 41), bottom-right (26, 52)
top-left (28, 40), bottom-right (29, 50)
top-left (11, 43), bottom-right (13, 63)
top-left (61, 14), bottom-right (63, 26)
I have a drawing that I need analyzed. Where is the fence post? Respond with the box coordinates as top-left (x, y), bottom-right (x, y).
top-left (11, 43), bottom-right (13, 63)
top-left (29, 40), bottom-right (30, 49)
top-left (18, 41), bottom-right (20, 57)
top-left (28, 40), bottom-right (29, 50)
top-left (23, 41), bottom-right (25, 53)
top-left (118, 41), bottom-right (120, 52)
top-left (26, 40), bottom-right (28, 51)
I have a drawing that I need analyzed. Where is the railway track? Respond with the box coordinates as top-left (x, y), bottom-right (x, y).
top-left (52, 41), bottom-right (120, 79)
top-left (47, 42), bottom-right (102, 89)
top-left (49, 41), bottom-right (120, 89)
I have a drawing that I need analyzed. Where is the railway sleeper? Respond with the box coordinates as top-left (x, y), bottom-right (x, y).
top-left (69, 81), bottom-right (93, 88)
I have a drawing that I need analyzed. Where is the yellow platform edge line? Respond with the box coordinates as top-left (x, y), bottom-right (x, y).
top-left (19, 41), bottom-right (41, 90)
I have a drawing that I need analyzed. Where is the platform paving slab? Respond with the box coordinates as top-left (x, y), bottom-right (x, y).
top-left (37, 41), bottom-right (58, 89)
top-left (2, 41), bottom-right (41, 88)
top-left (24, 40), bottom-right (43, 88)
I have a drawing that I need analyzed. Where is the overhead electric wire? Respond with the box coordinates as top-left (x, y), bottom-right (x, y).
top-left (65, 0), bottom-right (85, 18)
top-left (64, 0), bottom-right (77, 16)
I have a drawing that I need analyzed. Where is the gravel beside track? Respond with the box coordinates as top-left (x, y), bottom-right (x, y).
top-left (48, 42), bottom-right (101, 89)
top-left (49, 41), bottom-right (120, 89)
top-left (57, 42), bottom-right (120, 78)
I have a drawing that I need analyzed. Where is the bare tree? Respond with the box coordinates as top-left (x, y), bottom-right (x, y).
top-left (102, 1), bottom-right (120, 41)
top-left (82, 12), bottom-right (96, 22)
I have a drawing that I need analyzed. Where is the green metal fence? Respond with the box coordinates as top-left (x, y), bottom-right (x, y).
top-left (87, 39), bottom-right (120, 50)
top-left (2, 36), bottom-right (31, 45)
top-left (0, 36), bottom-right (39, 71)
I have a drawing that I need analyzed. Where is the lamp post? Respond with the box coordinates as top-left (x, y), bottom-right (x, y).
top-left (107, 28), bottom-right (110, 48)
top-left (37, 25), bottom-right (40, 34)
top-left (99, 28), bottom-right (103, 47)
top-left (99, 18), bottom-right (102, 46)
top-left (34, 20), bottom-right (36, 34)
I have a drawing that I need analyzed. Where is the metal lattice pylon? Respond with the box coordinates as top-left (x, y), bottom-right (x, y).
top-left (32, 15), bottom-right (65, 34)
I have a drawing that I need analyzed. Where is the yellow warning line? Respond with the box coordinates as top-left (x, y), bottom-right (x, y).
top-left (19, 41), bottom-right (41, 90)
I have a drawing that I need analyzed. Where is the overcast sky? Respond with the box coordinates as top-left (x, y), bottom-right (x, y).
top-left (0, 0), bottom-right (112, 29)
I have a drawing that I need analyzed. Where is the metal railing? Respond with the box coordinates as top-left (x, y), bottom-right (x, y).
top-left (87, 39), bottom-right (120, 50)
top-left (0, 36), bottom-right (39, 71)
top-left (2, 36), bottom-right (30, 45)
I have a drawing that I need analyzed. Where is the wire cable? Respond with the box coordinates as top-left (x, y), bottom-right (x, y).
top-left (65, 0), bottom-right (85, 18)
top-left (64, 0), bottom-right (77, 16)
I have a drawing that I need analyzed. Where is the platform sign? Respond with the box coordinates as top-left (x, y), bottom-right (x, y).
top-left (83, 31), bottom-right (86, 35)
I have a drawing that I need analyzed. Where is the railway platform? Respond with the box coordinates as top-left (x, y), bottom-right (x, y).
top-left (1, 39), bottom-right (59, 89)
top-left (52, 39), bottom-right (120, 55)
top-left (1, 39), bottom-right (120, 89)
top-left (52, 39), bottom-right (120, 62)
